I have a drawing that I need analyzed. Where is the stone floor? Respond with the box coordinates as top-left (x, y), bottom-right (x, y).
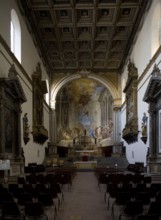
top-left (46, 171), bottom-right (109, 220)
top-left (45, 171), bottom-right (160, 220)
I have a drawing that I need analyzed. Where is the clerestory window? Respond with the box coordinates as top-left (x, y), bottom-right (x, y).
top-left (10, 9), bottom-right (21, 62)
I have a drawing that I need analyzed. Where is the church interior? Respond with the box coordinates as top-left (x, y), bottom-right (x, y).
top-left (0, 0), bottom-right (161, 219)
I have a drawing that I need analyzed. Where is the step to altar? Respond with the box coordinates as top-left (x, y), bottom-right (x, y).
top-left (73, 161), bottom-right (97, 170)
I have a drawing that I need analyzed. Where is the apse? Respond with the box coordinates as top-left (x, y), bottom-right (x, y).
top-left (55, 78), bottom-right (114, 149)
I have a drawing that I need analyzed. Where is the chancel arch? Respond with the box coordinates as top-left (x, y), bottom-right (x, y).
top-left (51, 73), bottom-right (121, 109)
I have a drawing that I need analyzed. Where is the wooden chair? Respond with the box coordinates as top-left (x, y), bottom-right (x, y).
top-left (24, 202), bottom-right (48, 220)
top-left (119, 200), bottom-right (143, 220)
top-left (2, 201), bottom-right (23, 220)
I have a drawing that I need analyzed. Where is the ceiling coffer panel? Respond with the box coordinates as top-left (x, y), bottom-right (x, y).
top-left (19, 0), bottom-right (150, 73)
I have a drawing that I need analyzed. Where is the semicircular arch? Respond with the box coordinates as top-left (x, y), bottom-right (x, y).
top-left (50, 74), bottom-right (120, 109)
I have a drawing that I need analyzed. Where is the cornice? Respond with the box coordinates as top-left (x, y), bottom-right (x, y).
top-left (138, 45), bottom-right (161, 84)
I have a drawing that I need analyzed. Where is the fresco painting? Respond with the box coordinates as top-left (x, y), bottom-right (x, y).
top-left (56, 78), bottom-right (114, 148)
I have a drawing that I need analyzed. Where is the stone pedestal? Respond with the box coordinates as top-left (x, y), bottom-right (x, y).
top-left (112, 144), bottom-right (123, 157)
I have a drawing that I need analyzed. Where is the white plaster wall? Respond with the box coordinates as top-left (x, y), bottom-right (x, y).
top-left (0, 45), bottom-right (11, 77)
top-left (0, 1), bottom-right (11, 45)
top-left (131, 0), bottom-right (161, 76)
top-left (121, 0), bottom-right (161, 165)
top-left (121, 65), bottom-right (128, 104)
top-left (0, 0), bottom-right (50, 165)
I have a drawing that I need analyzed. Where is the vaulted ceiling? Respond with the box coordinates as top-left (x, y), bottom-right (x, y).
top-left (17, 0), bottom-right (150, 75)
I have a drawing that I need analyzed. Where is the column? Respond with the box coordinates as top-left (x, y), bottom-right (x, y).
top-left (16, 106), bottom-right (24, 157)
top-left (113, 107), bottom-right (121, 144)
top-left (0, 95), bottom-right (5, 154)
top-left (48, 104), bottom-right (57, 155)
top-left (113, 107), bottom-right (122, 154)
top-left (148, 102), bottom-right (156, 156)
top-left (147, 102), bottom-right (158, 173)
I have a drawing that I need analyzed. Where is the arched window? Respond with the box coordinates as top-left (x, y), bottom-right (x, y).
top-left (159, 20), bottom-right (161, 45)
top-left (150, 2), bottom-right (160, 56)
top-left (10, 9), bottom-right (21, 62)
top-left (45, 79), bottom-right (49, 105)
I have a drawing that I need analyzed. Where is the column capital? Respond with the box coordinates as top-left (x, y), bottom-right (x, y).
top-left (113, 98), bottom-right (122, 110)
top-left (50, 100), bottom-right (56, 109)
top-left (113, 106), bottom-right (121, 111)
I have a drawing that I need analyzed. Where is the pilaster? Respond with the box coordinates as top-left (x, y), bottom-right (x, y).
top-left (113, 106), bottom-right (121, 144)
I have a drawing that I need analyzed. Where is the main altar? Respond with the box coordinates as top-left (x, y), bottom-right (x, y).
top-left (73, 150), bottom-right (101, 170)
top-left (75, 150), bottom-right (102, 161)
top-left (74, 160), bottom-right (97, 169)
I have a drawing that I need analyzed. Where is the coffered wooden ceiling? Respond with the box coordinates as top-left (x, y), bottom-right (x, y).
top-left (18, 0), bottom-right (150, 74)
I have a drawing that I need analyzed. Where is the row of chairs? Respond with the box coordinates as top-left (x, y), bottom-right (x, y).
top-left (5, 197), bottom-right (159, 220)
top-left (18, 172), bottom-right (73, 189)
top-left (98, 172), bottom-right (151, 187)
top-left (3, 182), bottom-right (64, 206)
top-left (1, 201), bottom-right (49, 220)
top-left (103, 182), bottom-right (161, 220)
top-left (0, 182), bottom-right (64, 220)
top-left (0, 191), bottom-right (58, 219)
top-left (105, 182), bottom-right (161, 207)
top-left (118, 200), bottom-right (161, 220)
top-left (2, 200), bottom-right (49, 220)
top-left (1, 168), bottom-right (77, 219)
top-left (94, 171), bottom-right (159, 220)
top-left (95, 171), bottom-right (160, 220)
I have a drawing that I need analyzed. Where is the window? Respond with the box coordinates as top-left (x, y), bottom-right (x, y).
top-left (10, 9), bottom-right (21, 62)
top-left (159, 20), bottom-right (161, 45)
top-left (45, 79), bottom-right (49, 105)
